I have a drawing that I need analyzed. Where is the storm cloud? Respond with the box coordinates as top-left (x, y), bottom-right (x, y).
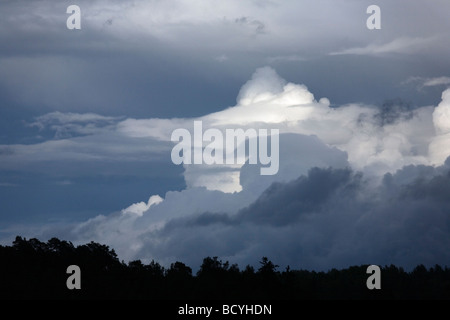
top-left (66, 161), bottom-right (450, 271)
top-left (148, 162), bottom-right (450, 269)
top-left (1, 1), bottom-right (450, 272)
top-left (2, 65), bottom-right (450, 271)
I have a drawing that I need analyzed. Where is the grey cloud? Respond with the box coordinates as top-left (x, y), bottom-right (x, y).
top-left (21, 133), bottom-right (350, 263)
top-left (266, 55), bottom-right (305, 63)
top-left (239, 133), bottom-right (349, 197)
top-left (404, 76), bottom-right (450, 91)
top-left (2, 0), bottom-right (450, 272)
top-left (329, 37), bottom-right (438, 56)
top-left (423, 77), bottom-right (450, 87)
top-left (32, 112), bottom-right (120, 125)
top-left (28, 111), bottom-right (123, 138)
top-left (134, 162), bottom-right (450, 270)
top-left (1, 0), bottom-right (450, 120)
top-left (6, 130), bottom-right (450, 271)
top-left (374, 98), bottom-right (414, 126)
top-left (234, 16), bottom-right (266, 34)
top-left (397, 162), bottom-right (450, 202)
top-left (238, 167), bottom-right (356, 226)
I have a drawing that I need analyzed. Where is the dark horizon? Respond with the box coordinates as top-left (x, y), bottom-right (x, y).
top-left (2, 236), bottom-right (449, 300)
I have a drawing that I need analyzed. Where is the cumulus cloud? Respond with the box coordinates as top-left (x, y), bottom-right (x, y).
top-left (58, 163), bottom-right (450, 270)
top-left (33, 134), bottom-right (347, 265)
top-left (163, 164), bottom-right (450, 270)
top-left (429, 89), bottom-right (450, 164)
top-left (106, 66), bottom-right (444, 191)
top-left (122, 195), bottom-right (163, 216)
top-left (4, 66), bottom-right (450, 271)
top-left (1, 0), bottom-right (450, 277)
top-left (2, 66), bottom-right (449, 188)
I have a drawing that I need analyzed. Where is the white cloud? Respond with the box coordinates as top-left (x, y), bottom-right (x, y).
top-left (2, 0), bottom-right (450, 271)
top-left (38, 161), bottom-right (450, 270)
top-left (10, 66), bottom-right (450, 270)
top-left (423, 77), bottom-right (450, 87)
top-left (32, 111), bottom-right (119, 125)
top-left (0, 131), bottom-right (171, 170)
top-left (122, 195), bottom-right (163, 216)
top-left (5, 0), bottom-right (449, 62)
top-left (31, 133), bottom-right (348, 263)
top-left (329, 37), bottom-right (437, 56)
top-left (2, 66), bottom-right (448, 190)
top-left (429, 89), bottom-right (450, 164)
top-left (403, 76), bottom-right (450, 90)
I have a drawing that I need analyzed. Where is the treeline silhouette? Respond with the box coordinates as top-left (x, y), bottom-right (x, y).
top-left (0, 236), bottom-right (449, 299)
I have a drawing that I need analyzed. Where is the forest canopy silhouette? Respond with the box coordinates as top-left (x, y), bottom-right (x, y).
top-left (0, 236), bottom-right (449, 299)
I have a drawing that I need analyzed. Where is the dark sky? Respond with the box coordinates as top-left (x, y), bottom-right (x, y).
top-left (1, 0), bottom-right (450, 270)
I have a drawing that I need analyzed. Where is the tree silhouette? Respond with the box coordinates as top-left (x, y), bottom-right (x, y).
top-left (166, 262), bottom-right (193, 299)
top-left (0, 236), bottom-right (449, 299)
top-left (258, 256), bottom-right (278, 274)
top-left (167, 261), bottom-right (192, 278)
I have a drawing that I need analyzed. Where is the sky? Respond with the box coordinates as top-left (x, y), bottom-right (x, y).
top-left (1, 0), bottom-right (450, 271)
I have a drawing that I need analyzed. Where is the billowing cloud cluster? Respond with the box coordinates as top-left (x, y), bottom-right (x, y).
top-left (133, 163), bottom-right (450, 270)
top-left (17, 67), bottom-right (450, 271)
top-left (2, 0), bottom-right (450, 273)
top-left (115, 67), bottom-right (448, 191)
top-left (47, 157), bottom-right (450, 271)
